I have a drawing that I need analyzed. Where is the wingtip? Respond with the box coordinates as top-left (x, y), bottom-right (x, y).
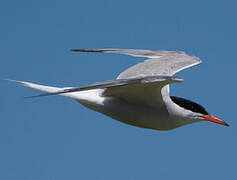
top-left (23, 94), bottom-right (45, 99)
top-left (195, 57), bottom-right (202, 64)
top-left (70, 49), bottom-right (83, 52)
top-left (70, 49), bottom-right (103, 53)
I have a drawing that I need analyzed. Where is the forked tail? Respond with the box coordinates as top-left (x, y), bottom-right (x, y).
top-left (5, 79), bottom-right (78, 99)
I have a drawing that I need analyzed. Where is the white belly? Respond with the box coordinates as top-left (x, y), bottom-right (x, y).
top-left (71, 89), bottom-right (187, 130)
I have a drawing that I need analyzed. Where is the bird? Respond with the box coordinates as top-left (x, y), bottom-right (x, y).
top-left (8, 48), bottom-right (229, 130)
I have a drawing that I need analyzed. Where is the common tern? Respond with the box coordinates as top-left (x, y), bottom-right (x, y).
top-left (8, 49), bottom-right (229, 130)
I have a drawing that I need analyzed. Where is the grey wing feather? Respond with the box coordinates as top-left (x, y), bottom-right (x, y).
top-left (69, 48), bottom-right (201, 103)
top-left (71, 48), bottom-right (168, 58)
top-left (71, 48), bottom-right (202, 79)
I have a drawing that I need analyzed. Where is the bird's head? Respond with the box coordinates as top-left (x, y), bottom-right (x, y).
top-left (170, 96), bottom-right (229, 127)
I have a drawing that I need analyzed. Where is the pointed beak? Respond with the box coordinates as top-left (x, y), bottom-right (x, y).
top-left (201, 115), bottom-right (229, 127)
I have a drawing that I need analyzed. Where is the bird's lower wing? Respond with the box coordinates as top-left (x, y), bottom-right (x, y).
top-left (24, 76), bottom-right (183, 104)
top-left (103, 76), bottom-right (182, 104)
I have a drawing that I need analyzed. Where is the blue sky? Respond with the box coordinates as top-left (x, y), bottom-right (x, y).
top-left (1, 0), bottom-right (236, 179)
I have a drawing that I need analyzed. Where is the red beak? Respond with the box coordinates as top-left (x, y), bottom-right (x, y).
top-left (201, 115), bottom-right (229, 127)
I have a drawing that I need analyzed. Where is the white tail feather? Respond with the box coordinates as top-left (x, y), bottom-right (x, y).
top-left (5, 79), bottom-right (78, 99)
top-left (6, 79), bottom-right (62, 92)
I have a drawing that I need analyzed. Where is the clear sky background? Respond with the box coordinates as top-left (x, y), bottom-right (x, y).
top-left (1, 0), bottom-right (236, 179)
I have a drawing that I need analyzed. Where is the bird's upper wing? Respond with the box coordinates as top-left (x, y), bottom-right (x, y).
top-left (71, 48), bottom-right (202, 78)
top-left (27, 76), bottom-right (183, 104)
top-left (70, 48), bottom-right (201, 104)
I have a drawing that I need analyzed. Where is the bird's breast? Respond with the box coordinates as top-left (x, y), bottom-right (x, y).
top-left (88, 97), bottom-right (181, 130)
